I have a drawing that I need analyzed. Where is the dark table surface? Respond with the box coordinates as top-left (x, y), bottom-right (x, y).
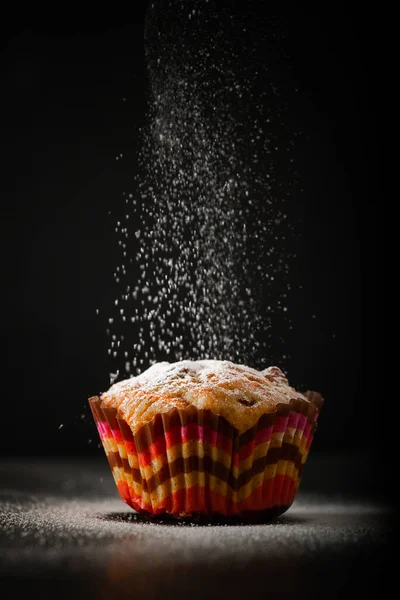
top-left (0, 452), bottom-right (394, 599)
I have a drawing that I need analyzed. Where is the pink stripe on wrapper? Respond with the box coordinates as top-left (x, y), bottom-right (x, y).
top-left (306, 433), bottom-right (314, 450)
top-left (97, 420), bottom-right (112, 439)
top-left (287, 411), bottom-right (300, 429)
top-left (273, 415), bottom-right (289, 433)
top-left (303, 422), bottom-right (313, 442)
top-left (255, 426), bottom-right (273, 445)
top-left (203, 425), bottom-right (233, 454)
top-left (296, 413), bottom-right (307, 432)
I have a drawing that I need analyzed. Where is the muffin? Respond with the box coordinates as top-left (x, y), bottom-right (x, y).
top-left (89, 360), bottom-right (323, 522)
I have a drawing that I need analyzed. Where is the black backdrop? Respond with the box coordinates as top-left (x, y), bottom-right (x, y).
top-left (1, 4), bottom-right (380, 459)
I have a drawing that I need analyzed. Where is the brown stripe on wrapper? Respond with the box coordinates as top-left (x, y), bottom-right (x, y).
top-left (117, 417), bottom-right (135, 442)
top-left (88, 396), bottom-right (103, 423)
top-left (107, 452), bottom-right (131, 473)
top-left (89, 392), bottom-right (323, 521)
top-left (131, 401), bottom-right (320, 454)
top-left (105, 442), bottom-right (306, 494)
top-left (134, 406), bottom-right (239, 451)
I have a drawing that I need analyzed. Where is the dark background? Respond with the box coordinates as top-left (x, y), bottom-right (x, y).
top-left (1, 4), bottom-right (379, 459)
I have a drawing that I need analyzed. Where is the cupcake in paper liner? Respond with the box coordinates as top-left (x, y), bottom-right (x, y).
top-left (89, 360), bottom-right (323, 522)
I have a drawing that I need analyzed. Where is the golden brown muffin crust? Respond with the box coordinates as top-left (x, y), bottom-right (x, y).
top-left (100, 360), bottom-right (314, 434)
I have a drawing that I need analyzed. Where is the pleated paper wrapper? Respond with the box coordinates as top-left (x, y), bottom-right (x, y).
top-left (89, 391), bottom-right (323, 522)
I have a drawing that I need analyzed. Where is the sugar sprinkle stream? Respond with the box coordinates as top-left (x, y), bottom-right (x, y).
top-left (103, 2), bottom-right (301, 384)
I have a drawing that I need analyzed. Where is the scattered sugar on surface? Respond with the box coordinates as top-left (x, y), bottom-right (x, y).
top-left (0, 491), bottom-right (387, 572)
top-left (99, 2), bottom-right (303, 385)
top-left (0, 459), bottom-right (389, 595)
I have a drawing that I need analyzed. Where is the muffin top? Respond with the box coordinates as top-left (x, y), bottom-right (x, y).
top-left (100, 360), bottom-right (313, 434)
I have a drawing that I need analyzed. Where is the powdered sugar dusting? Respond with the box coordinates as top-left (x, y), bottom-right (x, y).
top-left (101, 360), bottom-right (307, 434)
top-left (109, 359), bottom-right (288, 390)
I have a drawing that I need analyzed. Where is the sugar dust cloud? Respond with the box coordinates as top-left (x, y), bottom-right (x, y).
top-left (100, 1), bottom-right (302, 384)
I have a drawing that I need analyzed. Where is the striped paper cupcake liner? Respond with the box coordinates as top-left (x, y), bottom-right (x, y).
top-left (89, 392), bottom-right (323, 522)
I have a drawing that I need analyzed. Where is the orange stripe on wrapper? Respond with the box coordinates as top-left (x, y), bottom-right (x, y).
top-left (89, 395), bottom-right (321, 519)
top-left (117, 475), bottom-right (297, 516)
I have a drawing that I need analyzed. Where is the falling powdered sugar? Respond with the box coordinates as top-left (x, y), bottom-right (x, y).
top-left (102, 2), bottom-right (301, 383)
